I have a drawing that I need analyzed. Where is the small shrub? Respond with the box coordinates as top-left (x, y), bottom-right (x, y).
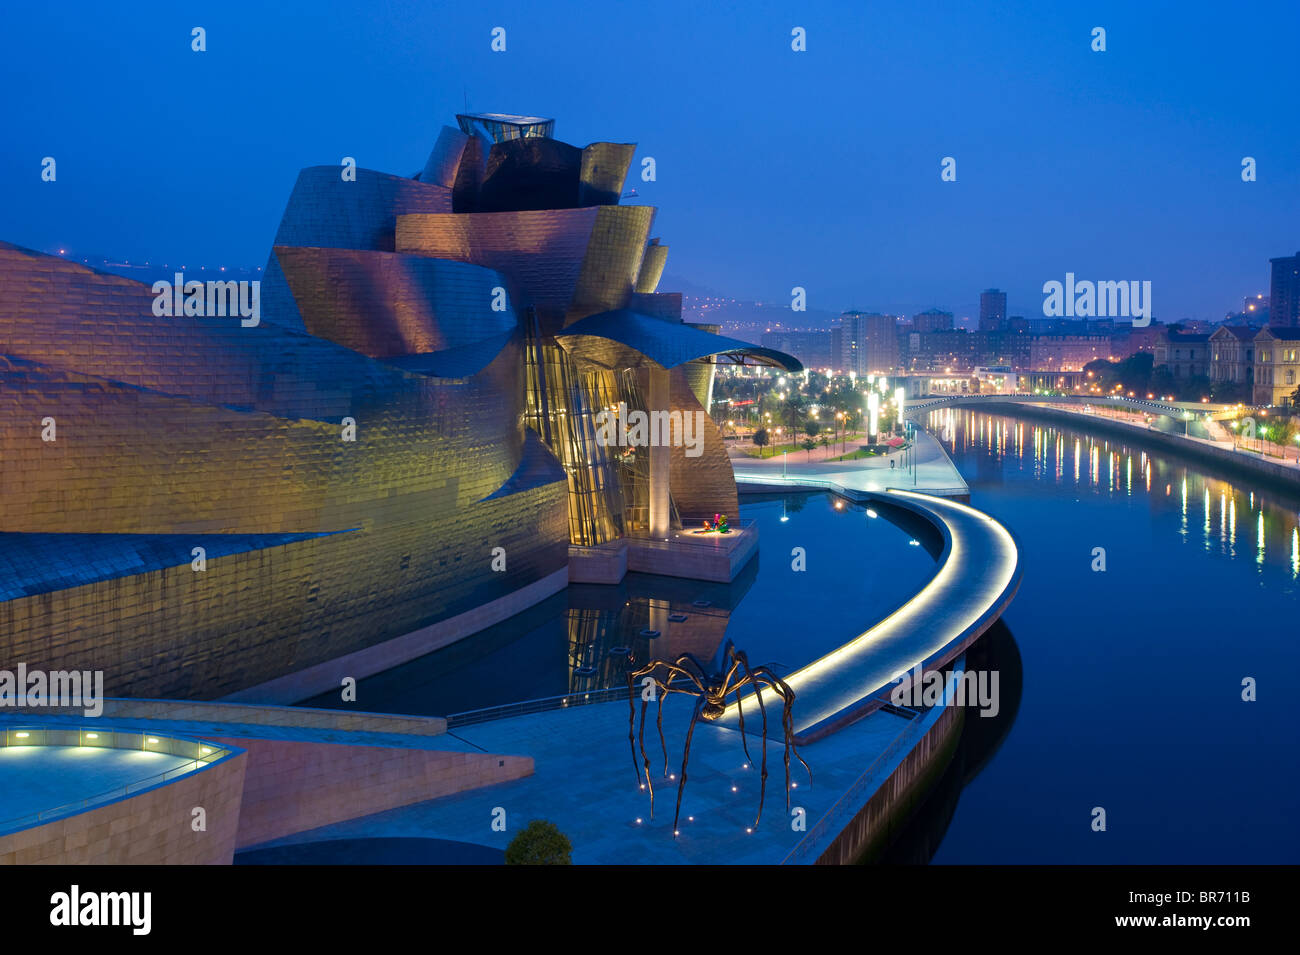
top-left (505, 819), bottom-right (572, 865)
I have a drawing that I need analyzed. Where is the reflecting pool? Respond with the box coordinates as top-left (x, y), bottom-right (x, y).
top-left (302, 491), bottom-right (937, 716)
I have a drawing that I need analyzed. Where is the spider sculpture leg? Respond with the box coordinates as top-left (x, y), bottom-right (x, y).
top-left (732, 651), bottom-right (772, 826)
top-left (672, 696), bottom-right (707, 834)
top-left (754, 676), bottom-right (791, 810)
top-left (713, 655), bottom-right (754, 765)
top-left (645, 659), bottom-right (709, 783)
top-left (655, 689), bottom-right (667, 778)
top-left (629, 659), bottom-right (709, 818)
top-left (732, 674), bottom-right (753, 766)
top-left (759, 670), bottom-right (812, 786)
top-left (626, 670), bottom-right (639, 779)
top-left (648, 659), bottom-right (710, 699)
top-left (627, 665), bottom-right (654, 781)
top-left (628, 664), bottom-right (668, 808)
top-left (750, 667), bottom-right (813, 804)
top-left (638, 690), bottom-right (656, 816)
top-left (644, 657), bottom-right (707, 784)
top-left (627, 658), bottom-right (699, 770)
top-left (672, 652), bottom-right (714, 682)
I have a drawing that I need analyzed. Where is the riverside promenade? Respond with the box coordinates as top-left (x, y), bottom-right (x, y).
top-left (1038, 402), bottom-right (1300, 473)
top-left (235, 682), bottom-right (955, 864)
top-left (909, 394), bottom-right (1300, 493)
top-left (730, 429), bottom-right (969, 498)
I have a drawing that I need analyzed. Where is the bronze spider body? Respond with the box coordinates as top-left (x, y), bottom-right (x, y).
top-left (626, 641), bottom-right (811, 834)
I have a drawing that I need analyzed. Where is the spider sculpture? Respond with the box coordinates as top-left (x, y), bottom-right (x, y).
top-left (627, 641), bottom-right (811, 834)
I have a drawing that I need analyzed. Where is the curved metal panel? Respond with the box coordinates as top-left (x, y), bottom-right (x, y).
top-left (667, 368), bottom-right (738, 521)
top-left (569, 206), bottom-right (656, 322)
top-left (396, 208), bottom-right (599, 327)
top-left (275, 247), bottom-right (516, 358)
top-left (580, 142), bottom-right (636, 206)
top-left (260, 166), bottom-right (452, 331)
top-left (421, 125), bottom-right (470, 189)
top-left (635, 239), bottom-right (669, 293)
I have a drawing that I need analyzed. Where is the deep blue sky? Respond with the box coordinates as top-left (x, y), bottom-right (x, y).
top-left (2, 0), bottom-right (1296, 321)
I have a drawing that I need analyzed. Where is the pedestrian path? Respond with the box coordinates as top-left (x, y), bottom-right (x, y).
top-left (731, 429), bottom-right (968, 497)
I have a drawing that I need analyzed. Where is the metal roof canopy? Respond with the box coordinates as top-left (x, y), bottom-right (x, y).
top-left (555, 309), bottom-right (803, 372)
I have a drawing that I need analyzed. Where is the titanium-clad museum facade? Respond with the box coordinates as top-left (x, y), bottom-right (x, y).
top-left (0, 113), bottom-right (797, 701)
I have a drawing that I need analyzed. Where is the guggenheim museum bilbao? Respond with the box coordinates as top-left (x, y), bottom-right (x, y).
top-left (0, 112), bottom-right (799, 703)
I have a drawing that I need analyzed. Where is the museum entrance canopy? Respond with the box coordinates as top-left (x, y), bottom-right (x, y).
top-left (554, 309), bottom-right (803, 372)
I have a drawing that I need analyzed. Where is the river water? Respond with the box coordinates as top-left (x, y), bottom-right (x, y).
top-left (902, 407), bottom-right (1300, 864)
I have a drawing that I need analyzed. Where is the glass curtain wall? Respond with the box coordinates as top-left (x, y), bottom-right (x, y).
top-left (524, 327), bottom-right (625, 545)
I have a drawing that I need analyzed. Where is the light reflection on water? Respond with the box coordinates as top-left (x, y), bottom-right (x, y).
top-left (301, 491), bottom-right (936, 716)
top-left (918, 407), bottom-right (1299, 864)
top-left (929, 407), bottom-right (1300, 577)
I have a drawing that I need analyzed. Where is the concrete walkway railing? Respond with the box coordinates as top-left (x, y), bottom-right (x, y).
top-left (4, 698), bottom-right (448, 737)
top-left (446, 687), bottom-right (628, 728)
top-left (736, 473), bottom-right (970, 499)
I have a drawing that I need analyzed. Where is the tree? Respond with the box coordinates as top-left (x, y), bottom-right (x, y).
top-left (505, 819), bottom-right (572, 865)
top-left (1282, 416), bottom-right (1300, 457)
top-left (801, 438), bottom-right (816, 460)
top-left (1083, 353), bottom-right (1155, 397)
top-left (1185, 374), bottom-right (1213, 403)
top-left (1210, 379), bottom-right (1249, 404)
top-left (1150, 365), bottom-right (1177, 400)
top-left (752, 427), bottom-right (769, 454)
top-left (785, 413), bottom-right (804, 448)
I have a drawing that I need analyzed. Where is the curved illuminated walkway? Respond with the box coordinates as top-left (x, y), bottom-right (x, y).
top-left (724, 486), bottom-right (1022, 739)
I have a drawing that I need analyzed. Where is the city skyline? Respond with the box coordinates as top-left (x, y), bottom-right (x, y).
top-left (32, 248), bottom-right (1287, 333)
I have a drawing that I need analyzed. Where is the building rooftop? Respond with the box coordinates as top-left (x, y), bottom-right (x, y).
top-left (457, 111), bottom-right (552, 126)
top-left (455, 113), bottom-right (555, 142)
top-left (1212, 325), bottom-right (1257, 340)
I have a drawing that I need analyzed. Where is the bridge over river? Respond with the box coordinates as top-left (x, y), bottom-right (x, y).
top-left (907, 392), bottom-right (1247, 435)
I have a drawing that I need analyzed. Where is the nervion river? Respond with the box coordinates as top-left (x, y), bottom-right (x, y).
top-left (891, 407), bottom-right (1300, 864)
